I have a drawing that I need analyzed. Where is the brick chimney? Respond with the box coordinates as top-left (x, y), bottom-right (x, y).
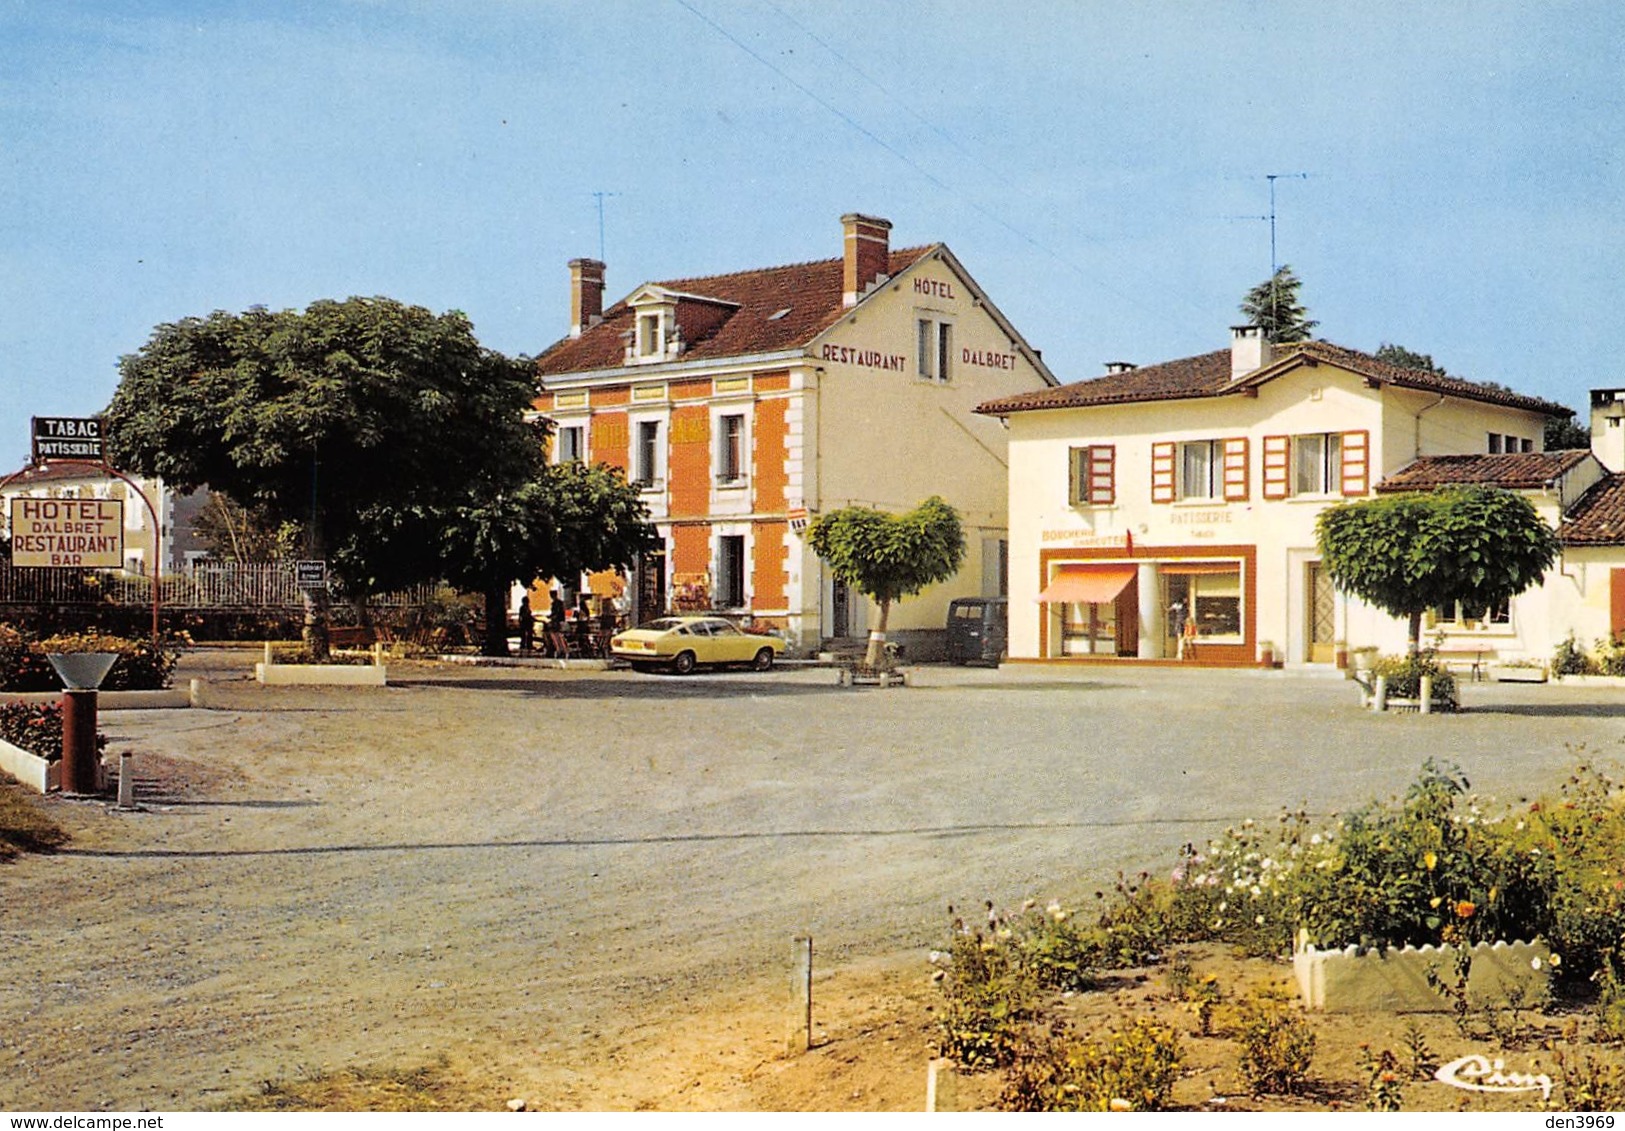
top-left (841, 213), bottom-right (892, 308)
top-left (1230, 325), bottom-right (1274, 379)
top-left (569, 258), bottom-right (605, 338)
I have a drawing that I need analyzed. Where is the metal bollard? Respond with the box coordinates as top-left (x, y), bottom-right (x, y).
top-left (1373, 675), bottom-right (1388, 712)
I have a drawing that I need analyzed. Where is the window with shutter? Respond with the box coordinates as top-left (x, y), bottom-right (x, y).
top-left (1222, 437), bottom-right (1249, 501)
top-left (1262, 435), bottom-right (1290, 499)
top-left (1068, 445), bottom-right (1117, 505)
top-left (1340, 430), bottom-right (1370, 496)
top-left (1151, 441), bottom-right (1176, 503)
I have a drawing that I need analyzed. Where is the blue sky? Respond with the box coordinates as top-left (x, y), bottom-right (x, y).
top-left (3, 1), bottom-right (1623, 466)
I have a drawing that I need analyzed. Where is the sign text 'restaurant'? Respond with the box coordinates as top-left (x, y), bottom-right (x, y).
top-left (9, 498), bottom-right (124, 567)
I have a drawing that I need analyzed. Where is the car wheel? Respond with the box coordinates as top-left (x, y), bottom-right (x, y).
top-left (671, 650), bottom-right (697, 675)
top-left (752, 647), bottom-right (774, 672)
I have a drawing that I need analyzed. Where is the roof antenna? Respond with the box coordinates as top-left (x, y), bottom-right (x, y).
top-left (1264, 173), bottom-right (1308, 278)
top-left (591, 191), bottom-right (620, 262)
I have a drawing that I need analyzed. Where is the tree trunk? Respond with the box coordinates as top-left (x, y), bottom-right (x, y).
top-left (482, 584), bottom-right (511, 657)
top-left (865, 597), bottom-right (892, 669)
top-left (1407, 609), bottom-right (1422, 656)
top-left (302, 524), bottom-right (330, 662)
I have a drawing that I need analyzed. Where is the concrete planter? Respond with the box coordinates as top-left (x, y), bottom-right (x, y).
top-left (256, 662), bottom-right (387, 686)
top-left (1294, 936), bottom-right (1552, 1012)
top-left (1553, 673), bottom-right (1625, 688)
top-left (1493, 666), bottom-right (1548, 683)
top-left (0, 736), bottom-right (58, 793)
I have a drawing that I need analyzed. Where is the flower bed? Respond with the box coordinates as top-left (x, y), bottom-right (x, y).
top-left (0, 625), bottom-right (180, 691)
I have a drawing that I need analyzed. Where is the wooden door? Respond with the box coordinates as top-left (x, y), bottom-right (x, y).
top-left (1308, 562), bottom-right (1336, 663)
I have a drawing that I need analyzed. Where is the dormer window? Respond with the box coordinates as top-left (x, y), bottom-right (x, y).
top-left (637, 312), bottom-right (664, 358)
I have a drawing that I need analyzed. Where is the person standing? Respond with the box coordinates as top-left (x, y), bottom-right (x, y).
top-left (547, 590), bottom-right (568, 657)
top-left (518, 595), bottom-right (535, 654)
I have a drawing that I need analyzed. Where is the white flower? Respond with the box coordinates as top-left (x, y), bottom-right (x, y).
top-left (1531, 957), bottom-right (1542, 970)
top-left (1255, 915), bottom-right (1266, 925)
top-left (1310, 834), bottom-right (1323, 846)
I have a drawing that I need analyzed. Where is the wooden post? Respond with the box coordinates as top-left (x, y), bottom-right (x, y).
top-left (787, 935), bottom-right (812, 1054)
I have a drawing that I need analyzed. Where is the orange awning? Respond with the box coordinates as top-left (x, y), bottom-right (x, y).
top-left (1160, 562), bottom-right (1240, 576)
top-left (1038, 565), bottom-right (1137, 604)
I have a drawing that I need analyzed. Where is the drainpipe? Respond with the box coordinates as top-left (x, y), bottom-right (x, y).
top-left (1413, 393), bottom-right (1447, 459)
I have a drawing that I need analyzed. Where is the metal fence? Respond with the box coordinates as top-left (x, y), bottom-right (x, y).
top-left (0, 561), bottom-right (441, 611)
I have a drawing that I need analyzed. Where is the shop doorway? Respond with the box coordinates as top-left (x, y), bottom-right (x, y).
top-left (635, 548), bottom-right (667, 624)
top-left (832, 577), bottom-right (853, 638)
top-left (1307, 561), bottom-right (1336, 663)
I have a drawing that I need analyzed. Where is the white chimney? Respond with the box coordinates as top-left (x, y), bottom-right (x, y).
top-left (1103, 361), bottom-right (1137, 375)
top-left (1590, 388), bottom-right (1625, 471)
top-left (1231, 325), bottom-right (1273, 379)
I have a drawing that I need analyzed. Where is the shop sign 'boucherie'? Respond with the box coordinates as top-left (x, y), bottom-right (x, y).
top-left (32, 416), bottom-right (104, 462)
top-left (9, 497), bottom-right (124, 568)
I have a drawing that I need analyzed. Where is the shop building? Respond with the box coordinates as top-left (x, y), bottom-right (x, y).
top-left (975, 329), bottom-right (1575, 665)
top-left (533, 213), bottom-right (1056, 655)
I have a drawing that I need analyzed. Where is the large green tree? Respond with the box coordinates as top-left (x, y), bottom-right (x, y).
top-left (1316, 487), bottom-right (1560, 652)
top-left (105, 297), bottom-right (537, 655)
top-left (1239, 265), bottom-right (1318, 343)
top-left (808, 496), bottom-right (965, 668)
top-left (1374, 343), bottom-right (1448, 375)
top-left (440, 460), bottom-right (658, 656)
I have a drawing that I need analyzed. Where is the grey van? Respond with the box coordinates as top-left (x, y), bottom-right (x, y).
top-left (946, 597), bottom-right (1008, 665)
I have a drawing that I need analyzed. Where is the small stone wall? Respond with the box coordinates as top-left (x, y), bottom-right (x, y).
top-left (1295, 937), bottom-right (1552, 1012)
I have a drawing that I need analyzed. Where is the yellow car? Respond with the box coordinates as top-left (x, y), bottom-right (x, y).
top-left (611, 616), bottom-right (784, 674)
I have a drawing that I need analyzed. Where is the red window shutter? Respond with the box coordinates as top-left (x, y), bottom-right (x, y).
top-left (1340, 430), bottom-right (1370, 496)
top-left (1088, 445), bottom-right (1116, 504)
top-left (1612, 569), bottom-right (1625, 640)
top-left (1151, 441), bottom-right (1176, 503)
top-left (1222, 437), bottom-right (1250, 502)
top-left (1262, 435), bottom-right (1289, 499)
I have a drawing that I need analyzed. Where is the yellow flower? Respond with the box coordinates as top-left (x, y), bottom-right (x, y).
top-left (1429, 897), bottom-right (1442, 909)
top-left (1423, 851), bottom-right (1438, 871)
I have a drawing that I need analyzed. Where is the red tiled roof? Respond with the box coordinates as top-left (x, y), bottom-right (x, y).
top-left (976, 349), bottom-right (1234, 414)
top-left (1374, 450), bottom-right (1591, 493)
top-left (535, 247), bottom-right (936, 377)
top-left (1284, 341), bottom-right (1570, 417)
top-left (976, 339), bottom-right (1571, 418)
top-left (1559, 473), bottom-right (1625, 545)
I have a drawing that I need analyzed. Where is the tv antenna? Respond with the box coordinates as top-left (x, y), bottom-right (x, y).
top-left (1263, 172), bottom-right (1308, 277)
top-left (591, 191), bottom-right (620, 262)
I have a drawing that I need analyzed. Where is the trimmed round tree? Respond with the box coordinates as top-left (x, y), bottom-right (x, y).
top-left (807, 495), bottom-right (965, 668)
top-left (1315, 486), bottom-right (1560, 653)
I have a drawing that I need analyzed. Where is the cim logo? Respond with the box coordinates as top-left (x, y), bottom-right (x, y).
top-left (1434, 1053), bottom-right (1551, 1101)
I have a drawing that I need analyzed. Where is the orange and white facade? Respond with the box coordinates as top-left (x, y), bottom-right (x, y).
top-left (533, 214), bottom-right (1057, 654)
top-left (977, 331), bottom-right (1574, 666)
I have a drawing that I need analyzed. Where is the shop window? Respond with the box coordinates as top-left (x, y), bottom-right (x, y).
top-left (1292, 433), bottom-right (1344, 495)
top-left (634, 420), bottom-right (662, 488)
top-left (917, 318), bottom-right (952, 382)
top-left (1164, 568), bottom-right (1243, 641)
top-left (1068, 445), bottom-right (1116, 505)
top-left (1059, 600), bottom-right (1117, 655)
top-left (717, 534), bottom-right (746, 608)
top-left (1179, 441), bottom-right (1219, 500)
top-left (556, 425), bottom-right (584, 463)
top-left (717, 413), bottom-right (745, 484)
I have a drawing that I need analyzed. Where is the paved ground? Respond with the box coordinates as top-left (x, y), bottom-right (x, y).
top-left (3, 653), bottom-right (1623, 1109)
